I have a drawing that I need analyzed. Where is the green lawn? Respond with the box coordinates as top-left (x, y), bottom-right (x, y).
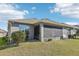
top-left (0, 40), bottom-right (79, 56)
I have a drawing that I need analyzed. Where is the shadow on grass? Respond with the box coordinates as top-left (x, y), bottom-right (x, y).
top-left (0, 44), bottom-right (18, 50)
top-left (0, 40), bottom-right (40, 50)
top-left (0, 39), bottom-right (41, 50)
top-left (26, 39), bottom-right (40, 42)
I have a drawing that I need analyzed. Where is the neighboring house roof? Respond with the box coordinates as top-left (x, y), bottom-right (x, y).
top-left (0, 29), bottom-right (7, 33)
top-left (0, 29), bottom-right (7, 37)
top-left (8, 18), bottom-right (79, 29)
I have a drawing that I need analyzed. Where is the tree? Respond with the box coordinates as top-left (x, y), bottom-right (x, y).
top-left (11, 31), bottom-right (25, 46)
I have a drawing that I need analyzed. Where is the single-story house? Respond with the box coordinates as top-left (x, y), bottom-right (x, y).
top-left (8, 19), bottom-right (79, 42)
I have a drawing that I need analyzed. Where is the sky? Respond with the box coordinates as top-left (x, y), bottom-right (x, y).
top-left (1, 3), bottom-right (79, 31)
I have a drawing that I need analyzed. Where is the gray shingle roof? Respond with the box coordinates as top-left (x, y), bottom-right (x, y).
top-left (8, 19), bottom-right (79, 29)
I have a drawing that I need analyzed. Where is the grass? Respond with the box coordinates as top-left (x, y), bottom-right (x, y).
top-left (0, 39), bottom-right (79, 55)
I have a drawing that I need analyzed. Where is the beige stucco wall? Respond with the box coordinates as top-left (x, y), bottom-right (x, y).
top-left (62, 28), bottom-right (69, 39)
top-left (71, 29), bottom-right (77, 35)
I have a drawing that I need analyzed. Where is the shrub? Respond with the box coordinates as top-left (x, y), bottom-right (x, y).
top-left (11, 31), bottom-right (25, 46)
top-left (0, 36), bottom-right (8, 46)
top-left (48, 39), bottom-right (52, 41)
top-left (60, 36), bottom-right (63, 39)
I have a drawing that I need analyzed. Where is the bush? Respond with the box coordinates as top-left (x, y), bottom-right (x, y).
top-left (0, 36), bottom-right (8, 46)
top-left (48, 39), bottom-right (52, 41)
top-left (11, 31), bottom-right (25, 46)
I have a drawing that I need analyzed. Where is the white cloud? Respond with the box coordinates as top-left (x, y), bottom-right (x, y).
top-left (53, 3), bottom-right (79, 18)
top-left (50, 9), bottom-right (54, 13)
top-left (31, 7), bottom-right (37, 14)
top-left (49, 6), bottom-right (54, 13)
top-left (0, 4), bottom-right (29, 31)
top-left (0, 3), bottom-right (29, 20)
top-left (32, 7), bottom-right (36, 10)
top-left (24, 10), bottom-right (29, 14)
top-left (65, 22), bottom-right (79, 25)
